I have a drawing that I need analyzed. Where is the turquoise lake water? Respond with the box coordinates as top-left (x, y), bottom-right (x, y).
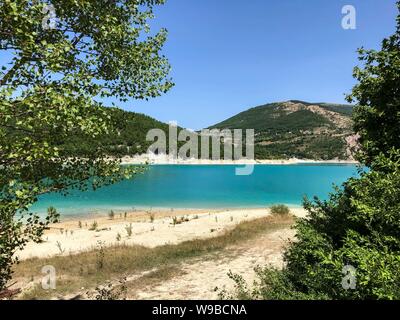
top-left (31, 164), bottom-right (360, 217)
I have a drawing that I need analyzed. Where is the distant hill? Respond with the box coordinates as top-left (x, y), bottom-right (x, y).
top-left (209, 100), bottom-right (356, 160)
top-left (61, 100), bottom-right (356, 160)
top-left (61, 107), bottom-right (171, 156)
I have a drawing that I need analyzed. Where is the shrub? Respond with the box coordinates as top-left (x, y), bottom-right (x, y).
top-left (148, 212), bottom-right (155, 223)
top-left (171, 216), bottom-right (189, 226)
top-left (270, 204), bottom-right (290, 216)
top-left (125, 224), bottom-right (133, 237)
top-left (89, 221), bottom-right (98, 231)
top-left (56, 241), bottom-right (65, 254)
top-left (227, 154), bottom-right (400, 300)
top-left (116, 233), bottom-right (122, 242)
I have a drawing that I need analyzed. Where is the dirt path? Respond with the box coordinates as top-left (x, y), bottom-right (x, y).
top-left (127, 227), bottom-right (295, 300)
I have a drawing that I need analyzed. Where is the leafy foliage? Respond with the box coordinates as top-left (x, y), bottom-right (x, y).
top-left (227, 154), bottom-right (400, 300)
top-left (227, 2), bottom-right (400, 300)
top-left (347, 7), bottom-right (400, 166)
top-left (0, 0), bottom-right (172, 290)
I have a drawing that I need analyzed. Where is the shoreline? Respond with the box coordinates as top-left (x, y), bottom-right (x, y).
top-left (18, 206), bottom-right (307, 261)
top-left (45, 204), bottom-right (305, 222)
top-left (119, 154), bottom-right (359, 166)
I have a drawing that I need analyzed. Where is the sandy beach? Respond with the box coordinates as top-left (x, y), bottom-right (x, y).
top-left (18, 207), bottom-right (308, 261)
top-left (13, 207), bottom-right (304, 300)
top-left (119, 154), bottom-right (359, 166)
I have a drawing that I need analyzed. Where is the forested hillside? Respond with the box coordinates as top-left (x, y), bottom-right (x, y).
top-left (58, 101), bottom-right (355, 160)
top-left (210, 100), bottom-right (355, 160)
top-left (60, 107), bottom-right (171, 156)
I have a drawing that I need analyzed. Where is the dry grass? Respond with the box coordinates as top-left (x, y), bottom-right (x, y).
top-left (15, 214), bottom-right (294, 299)
top-left (125, 266), bottom-right (182, 299)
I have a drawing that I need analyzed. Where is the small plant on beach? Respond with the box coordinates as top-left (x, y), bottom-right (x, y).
top-left (78, 221), bottom-right (82, 229)
top-left (116, 233), bottom-right (122, 242)
top-left (56, 241), bottom-right (65, 254)
top-left (89, 221), bottom-right (98, 231)
top-left (59, 228), bottom-right (64, 235)
top-left (171, 216), bottom-right (190, 226)
top-left (270, 204), bottom-right (290, 216)
top-left (108, 210), bottom-right (115, 220)
top-left (125, 224), bottom-right (133, 237)
top-left (124, 212), bottom-right (128, 220)
top-left (148, 212), bottom-right (155, 223)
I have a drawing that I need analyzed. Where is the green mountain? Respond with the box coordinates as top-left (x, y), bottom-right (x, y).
top-left (62, 107), bottom-right (171, 156)
top-left (62, 100), bottom-right (356, 160)
top-left (209, 100), bottom-right (355, 160)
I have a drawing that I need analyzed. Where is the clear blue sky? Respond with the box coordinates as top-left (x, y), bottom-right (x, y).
top-left (116, 0), bottom-right (397, 130)
top-left (3, 1), bottom-right (397, 129)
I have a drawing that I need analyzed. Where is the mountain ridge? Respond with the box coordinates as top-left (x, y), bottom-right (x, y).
top-left (62, 100), bottom-right (357, 161)
top-left (209, 100), bottom-right (356, 160)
